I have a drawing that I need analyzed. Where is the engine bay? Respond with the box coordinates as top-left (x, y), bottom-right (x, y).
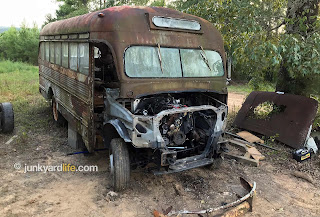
top-left (133, 92), bottom-right (227, 158)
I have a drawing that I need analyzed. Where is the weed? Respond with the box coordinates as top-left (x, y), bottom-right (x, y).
top-left (17, 131), bottom-right (29, 144)
top-left (252, 102), bottom-right (285, 120)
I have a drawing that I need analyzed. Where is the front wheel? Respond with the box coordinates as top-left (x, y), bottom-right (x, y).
top-left (109, 138), bottom-right (130, 191)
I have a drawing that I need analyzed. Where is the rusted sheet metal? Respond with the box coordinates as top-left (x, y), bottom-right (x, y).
top-left (39, 61), bottom-right (90, 103)
top-left (120, 79), bottom-right (228, 98)
top-left (233, 91), bottom-right (318, 149)
top-left (40, 6), bottom-right (227, 98)
top-left (166, 177), bottom-right (256, 216)
top-left (39, 59), bottom-right (93, 150)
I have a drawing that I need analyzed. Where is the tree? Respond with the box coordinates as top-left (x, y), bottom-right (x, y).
top-left (276, 0), bottom-right (320, 95)
top-left (183, 0), bottom-right (286, 83)
top-left (45, 0), bottom-right (152, 24)
top-left (176, 0), bottom-right (319, 95)
top-left (44, 0), bottom-right (92, 24)
top-left (0, 24), bottom-right (39, 65)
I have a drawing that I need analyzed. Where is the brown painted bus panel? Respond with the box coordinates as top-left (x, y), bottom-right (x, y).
top-left (40, 6), bottom-right (227, 98)
top-left (39, 59), bottom-right (93, 151)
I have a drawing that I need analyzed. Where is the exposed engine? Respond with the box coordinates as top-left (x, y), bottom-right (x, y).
top-left (134, 93), bottom-right (225, 156)
top-left (160, 110), bottom-right (216, 149)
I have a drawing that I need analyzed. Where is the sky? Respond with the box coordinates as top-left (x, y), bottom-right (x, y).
top-left (0, 0), bottom-right (60, 28)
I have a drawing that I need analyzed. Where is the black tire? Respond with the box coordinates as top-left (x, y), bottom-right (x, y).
top-left (109, 138), bottom-right (130, 191)
top-left (0, 102), bottom-right (14, 133)
top-left (52, 97), bottom-right (66, 127)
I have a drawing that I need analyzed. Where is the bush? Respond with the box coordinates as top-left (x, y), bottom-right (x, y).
top-left (0, 25), bottom-right (39, 65)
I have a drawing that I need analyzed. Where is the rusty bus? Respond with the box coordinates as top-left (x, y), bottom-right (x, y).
top-left (39, 6), bottom-right (229, 190)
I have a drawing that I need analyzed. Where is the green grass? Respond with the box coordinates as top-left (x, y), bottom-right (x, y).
top-left (228, 82), bottom-right (275, 94)
top-left (227, 84), bottom-right (253, 93)
top-left (0, 60), bottom-right (38, 101)
top-left (0, 60), bottom-right (37, 74)
top-left (0, 60), bottom-right (50, 133)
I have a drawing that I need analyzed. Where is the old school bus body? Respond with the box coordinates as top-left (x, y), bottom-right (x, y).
top-left (39, 6), bottom-right (228, 190)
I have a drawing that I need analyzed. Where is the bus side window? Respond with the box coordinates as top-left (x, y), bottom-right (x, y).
top-left (69, 43), bottom-right (78, 71)
top-left (40, 43), bottom-right (45, 60)
top-left (55, 42), bottom-right (61, 65)
top-left (50, 42), bottom-right (55, 63)
top-left (79, 43), bottom-right (89, 75)
top-left (62, 42), bottom-right (68, 68)
top-left (45, 42), bottom-right (50, 61)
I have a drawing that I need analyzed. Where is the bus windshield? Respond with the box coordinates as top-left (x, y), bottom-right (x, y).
top-left (125, 46), bottom-right (224, 78)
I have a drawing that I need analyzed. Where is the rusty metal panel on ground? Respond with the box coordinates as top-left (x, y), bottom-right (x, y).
top-left (233, 91), bottom-right (318, 149)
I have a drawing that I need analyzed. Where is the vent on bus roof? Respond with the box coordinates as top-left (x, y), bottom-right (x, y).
top-left (152, 16), bottom-right (201, 31)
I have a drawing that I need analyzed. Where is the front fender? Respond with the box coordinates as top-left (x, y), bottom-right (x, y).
top-left (106, 119), bottom-right (131, 143)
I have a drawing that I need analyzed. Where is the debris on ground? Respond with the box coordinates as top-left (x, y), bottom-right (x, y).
top-left (233, 91), bottom-right (318, 149)
top-left (223, 139), bottom-right (264, 167)
top-left (236, 131), bottom-right (264, 144)
top-left (163, 177), bottom-right (256, 216)
top-left (293, 148), bottom-right (312, 162)
top-left (153, 206), bottom-right (172, 217)
top-left (291, 171), bottom-right (314, 184)
top-left (105, 191), bottom-right (118, 201)
top-left (305, 136), bottom-right (318, 154)
top-left (225, 131), bottom-right (279, 151)
top-left (4, 135), bottom-right (18, 145)
top-left (221, 201), bottom-right (251, 217)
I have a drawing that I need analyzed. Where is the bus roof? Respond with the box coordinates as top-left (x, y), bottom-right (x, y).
top-left (41, 6), bottom-right (221, 39)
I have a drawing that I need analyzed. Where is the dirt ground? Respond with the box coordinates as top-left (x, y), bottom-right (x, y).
top-left (0, 91), bottom-right (320, 217)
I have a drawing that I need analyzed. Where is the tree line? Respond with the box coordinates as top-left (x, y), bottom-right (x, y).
top-left (0, 24), bottom-right (39, 65)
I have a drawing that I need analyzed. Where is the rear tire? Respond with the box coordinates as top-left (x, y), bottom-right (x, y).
top-left (0, 102), bottom-right (14, 133)
top-left (109, 138), bottom-right (130, 191)
top-left (52, 97), bottom-right (66, 127)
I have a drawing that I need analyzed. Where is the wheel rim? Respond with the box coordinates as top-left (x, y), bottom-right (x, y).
top-left (52, 100), bottom-right (59, 121)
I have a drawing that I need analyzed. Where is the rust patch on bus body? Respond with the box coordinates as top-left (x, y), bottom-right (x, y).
top-left (39, 59), bottom-right (92, 150)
